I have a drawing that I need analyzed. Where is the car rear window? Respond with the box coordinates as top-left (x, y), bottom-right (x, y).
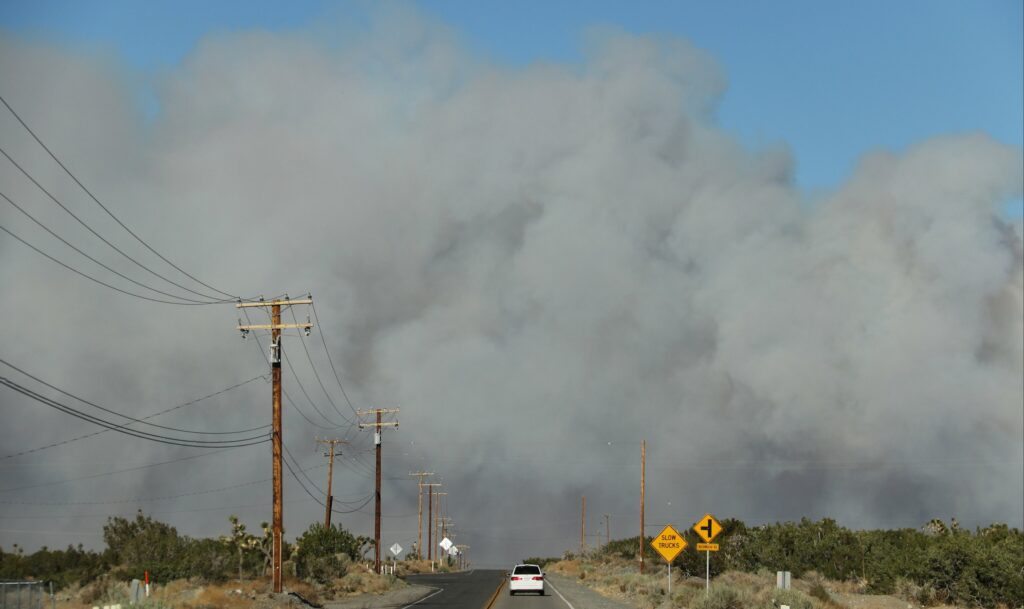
top-left (514, 565), bottom-right (541, 574)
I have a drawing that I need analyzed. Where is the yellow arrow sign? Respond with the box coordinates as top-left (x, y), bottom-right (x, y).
top-left (693, 513), bottom-right (722, 543)
top-left (651, 524), bottom-right (687, 562)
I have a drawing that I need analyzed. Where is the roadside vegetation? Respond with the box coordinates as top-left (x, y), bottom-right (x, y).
top-left (0, 510), bottom-right (445, 607)
top-left (2, 515), bottom-right (1018, 608)
top-left (549, 518), bottom-right (1021, 609)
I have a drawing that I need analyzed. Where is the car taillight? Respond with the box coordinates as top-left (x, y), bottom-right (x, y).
top-left (532, 576), bottom-right (544, 581)
top-left (511, 576), bottom-right (520, 581)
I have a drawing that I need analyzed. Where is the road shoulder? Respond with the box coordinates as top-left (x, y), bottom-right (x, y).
top-left (321, 583), bottom-right (437, 609)
top-left (545, 573), bottom-right (635, 609)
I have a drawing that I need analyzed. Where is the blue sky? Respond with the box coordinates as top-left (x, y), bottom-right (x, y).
top-left (1, 0), bottom-right (1021, 212)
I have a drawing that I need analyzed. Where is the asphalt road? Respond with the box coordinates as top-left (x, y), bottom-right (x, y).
top-left (492, 578), bottom-right (574, 609)
top-left (403, 570), bottom-right (506, 609)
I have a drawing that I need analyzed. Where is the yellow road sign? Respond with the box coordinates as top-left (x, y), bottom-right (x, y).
top-left (696, 543), bottom-right (720, 551)
top-left (651, 524), bottom-right (687, 562)
top-left (693, 514), bottom-right (722, 543)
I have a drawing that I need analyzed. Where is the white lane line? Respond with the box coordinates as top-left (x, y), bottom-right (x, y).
top-left (548, 582), bottom-right (576, 609)
top-left (401, 586), bottom-right (443, 608)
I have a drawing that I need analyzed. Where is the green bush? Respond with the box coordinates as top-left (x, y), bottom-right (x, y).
top-left (695, 585), bottom-right (748, 609)
top-left (293, 522), bottom-right (370, 584)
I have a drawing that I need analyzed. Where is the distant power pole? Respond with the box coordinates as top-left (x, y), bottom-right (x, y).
top-left (422, 482), bottom-right (441, 561)
top-left (410, 472), bottom-right (434, 559)
top-left (581, 495), bottom-right (587, 554)
top-left (358, 408), bottom-right (399, 573)
top-left (317, 438), bottom-right (347, 528)
top-left (640, 439), bottom-right (646, 574)
top-left (440, 516), bottom-right (453, 564)
top-left (435, 491), bottom-right (447, 561)
top-left (237, 295), bottom-right (313, 594)
top-left (605, 513), bottom-right (611, 548)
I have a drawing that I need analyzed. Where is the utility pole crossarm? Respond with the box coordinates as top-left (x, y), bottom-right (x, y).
top-left (237, 322), bottom-right (312, 330)
top-left (236, 298), bottom-right (314, 308)
top-left (358, 421), bottom-right (399, 428)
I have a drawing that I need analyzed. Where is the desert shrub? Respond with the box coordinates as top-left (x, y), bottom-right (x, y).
top-left (670, 585), bottom-right (701, 608)
top-left (293, 522), bottom-right (369, 584)
top-left (523, 556), bottom-right (559, 568)
top-left (808, 582), bottom-right (831, 603)
top-left (80, 575), bottom-right (128, 605)
top-left (772, 588), bottom-right (817, 609)
top-left (694, 585), bottom-right (748, 609)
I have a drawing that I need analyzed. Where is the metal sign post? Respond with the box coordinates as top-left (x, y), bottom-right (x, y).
top-left (693, 513), bottom-right (723, 595)
top-left (650, 524), bottom-right (687, 597)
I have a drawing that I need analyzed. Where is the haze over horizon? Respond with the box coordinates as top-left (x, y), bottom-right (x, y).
top-left (0, 3), bottom-right (1021, 566)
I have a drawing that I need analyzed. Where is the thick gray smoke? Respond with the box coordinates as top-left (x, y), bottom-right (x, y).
top-left (1, 11), bottom-right (1021, 566)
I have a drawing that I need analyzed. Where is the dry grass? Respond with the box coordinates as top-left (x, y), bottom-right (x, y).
top-left (58, 569), bottom-right (409, 609)
top-left (545, 557), bottom-right (885, 609)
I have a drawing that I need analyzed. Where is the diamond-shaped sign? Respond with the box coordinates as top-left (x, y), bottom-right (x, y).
top-left (650, 524), bottom-right (687, 562)
top-left (693, 514), bottom-right (722, 543)
top-left (389, 543), bottom-right (403, 557)
top-left (439, 537), bottom-right (453, 551)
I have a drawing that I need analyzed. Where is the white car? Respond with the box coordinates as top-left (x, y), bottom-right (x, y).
top-left (509, 563), bottom-right (545, 596)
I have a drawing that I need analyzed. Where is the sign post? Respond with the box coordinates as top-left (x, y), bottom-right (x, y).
top-left (390, 543), bottom-right (403, 575)
top-left (439, 537), bottom-right (453, 567)
top-left (650, 524), bottom-right (687, 596)
top-left (693, 514), bottom-right (722, 594)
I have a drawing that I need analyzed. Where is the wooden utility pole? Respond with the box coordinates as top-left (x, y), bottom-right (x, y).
top-left (421, 482), bottom-right (440, 561)
top-left (434, 491), bottom-right (447, 562)
top-left (640, 439), bottom-right (646, 574)
top-left (357, 408), bottom-right (399, 573)
top-left (605, 513), bottom-right (611, 549)
top-left (410, 472), bottom-right (434, 559)
top-left (237, 296), bottom-right (313, 593)
top-left (428, 484), bottom-right (436, 560)
top-left (581, 495), bottom-right (587, 554)
top-left (317, 438), bottom-right (347, 528)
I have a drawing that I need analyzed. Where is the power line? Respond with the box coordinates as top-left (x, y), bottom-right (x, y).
top-left (1, 374), bottom-right (266, 459)
top-left (242, 307), bottom-right (348, 431)
top-left (281, 446), bottom-right (373, 515)
top-left (0, 221), bottom-right (225, 306)
top-left (0, 358), bottom-right (268, 437)
top-left (0, 377), bottom-right (270, 448)
top-left (1, 190), bottom-right (222, 304)
top-left (0, 145), bottom-right (236, 303)
top-left (0, 93), bottom-right (239, 301)
top-left (0, 460), bottom-right (331, 508)
top-left (0, 476), bottom-right (267, 506)
top-left (0, 444), bottom-right (259, 493)
top-left (289, 304), bottom-right (355, 425)
top-left (281, 443), bottom-right (374, 506)
top-left (282, 349), bottom-right (346, 428)
top-left (310, 301), bottom-right (359, 417)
